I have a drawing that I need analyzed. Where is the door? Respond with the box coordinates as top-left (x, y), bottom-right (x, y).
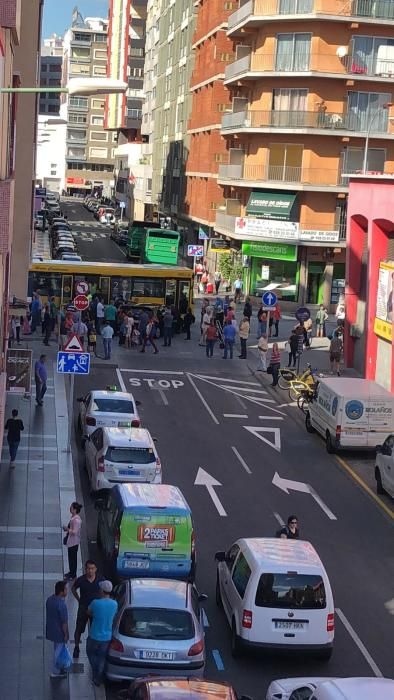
top-left (86, 428), bottom-right (104, 487)
top-left (268, 143), bottom-right (303, 182)
top-left (177, 279), bottom-right (191, 311)
top-left (165, 279), bottom-right (177, 306)
top-left (229, 552), bottom-right (252, 639)
top-left (379, 435), bottom-right (394, 496)
top-left (219, 543), bottom-right (240, 621)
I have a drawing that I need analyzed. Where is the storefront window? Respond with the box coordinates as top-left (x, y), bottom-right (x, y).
top-left (331, 263), bottom-right (346, 305)
top-left (251, 258), bottom-right (299, 302)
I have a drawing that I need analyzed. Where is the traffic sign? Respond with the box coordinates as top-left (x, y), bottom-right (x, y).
top-left (295, 306), bottom-right (311, 323)
top-left (73, 294), bottom-right (89, 312)
top-left (57, 352), bottom-right (90, 375)
top-left (76, 281), bottom-right (89, 295)
top-left (119, 201), bottom-right (126, 209)
top-left (63, 333), bottom-right (84, 353)
top-left (262, 291), bottom-right (277, 307)
top-left (188, 244), bottom-right (204, 257)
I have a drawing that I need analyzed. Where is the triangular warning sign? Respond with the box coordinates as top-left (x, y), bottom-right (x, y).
top-left (63, 333), bottom-right (84, 352)
top-left (243, 426), bottom-right (281, 453)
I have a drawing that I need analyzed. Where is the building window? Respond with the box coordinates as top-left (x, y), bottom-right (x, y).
top-left (275, 33), bottom-right (311, 71)
top-left (67, 128), bottom-right (87, 141)
top-left (69, 96), bottom-right (88, 108)
top-left (94, 49), bottom-right (107, 60)
top-left (69, 113), bottom-right (87, 124)
top-left (89, 147), bottom-right (108, 158)
top-left (50, 170), bottom-right (57, 175)
top-left (90, 131), bottom-right (108, 141)
top-left (93, 65), bottom-right (107, 76)
top-left (91, 115), bottom-right (104, 126)
top-left (70, 64), bottom-right (90, 75)
top-left (347, 90), bottom-right (391, 131)
top-left (71, 47), bottom-right (90, 60)
top-left (352, 36), bottom-right (394, 76)
top-left (48, 105), bottom-right (59, 113)
top-left (73, 32), bottom-right (90, 42)
top-left (49, 63), bottom-right (60, 72)
top-left (67, 147), bottom-right (86, 158)
top-left (130, 47), bottom-right (144, 57)
top-left (91, 99), bottom-right (105, 110)
top-left (94, 33), bottom-right (107, 42)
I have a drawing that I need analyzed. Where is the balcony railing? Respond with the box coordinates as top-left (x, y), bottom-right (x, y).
top-left (225, 51), bottom-right (394, 80)
top-left (219, 162), bottom-right (343, 187)
top-left (228, 0), bottom-right (394, 29)
top-left (221, 109), bottom-right (390, 133)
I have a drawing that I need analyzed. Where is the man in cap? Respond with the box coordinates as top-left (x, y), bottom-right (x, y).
top-left (86, 580), bottom-right (117, 687)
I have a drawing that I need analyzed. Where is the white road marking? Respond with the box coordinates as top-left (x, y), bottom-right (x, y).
top-left (231, 446), bottom-right (252, 474)
top-left (384, 598), bottom-right (394, 615)
top-left (187, 374), bottom-right (219, 425)
top-left (153, 384), bottom-right (169, 406)
top-left (258, 415), bottom-right (284, 421)
top-left (194, 468), bottom-right (227, 516)
top-left (235, 394), bottom-right (247, 410)
top-left (273, 512), bottom-right (285, 527)
top-left (223, 414), bottom-right (248, 418)
top-left (336, 608), bottom-right (383, 677)
top-left (244, 426), bottom-right (281, 452)
top-left (277, 401), bottom-right (298, 408)
top-left (202, 610), bottom-right (210, 627)
top-left (191, 374), bottom-right (286, 416)
top-left (121, 368), bottom-right (184, 375)
top-left (116, 368), bottom-right (127, 393)
top-left (196, 375), bottom-right (260, 386)
top-left (220, 386), bottom-right (267, 395)
top-left (272, 472), bottom-right (337, 520)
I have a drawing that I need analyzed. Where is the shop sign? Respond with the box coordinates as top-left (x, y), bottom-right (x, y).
top-left (6, 349), bottom-right (33, 394)
top-left (299, 230), bottom-right (340, 243)
top-left (235, 217), bottom-right (299, 240)
top-left (210, 238), bottom-right (231, 253)
top-left (67, 177), bottom-right (85, 185)
top-left (375, 261), bottom-right (394, 342)
top-left (241, 241), bottom-right (297, 261)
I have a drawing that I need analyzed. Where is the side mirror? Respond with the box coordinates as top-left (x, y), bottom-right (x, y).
top-left (215, 551), bottom-right (226, 562)
top-left (198, 593), bottom-right (208, 603)
top-left (376, 444), bottom-right (382, 453)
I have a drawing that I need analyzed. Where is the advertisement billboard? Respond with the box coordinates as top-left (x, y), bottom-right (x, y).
top-left (374, 261), bottom-right (394, 342)
top-left (6, 349), bottom-right (33, 394)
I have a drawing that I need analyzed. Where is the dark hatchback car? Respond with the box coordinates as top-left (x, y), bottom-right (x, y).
top-left (117, 677), bottom-right (252, 700)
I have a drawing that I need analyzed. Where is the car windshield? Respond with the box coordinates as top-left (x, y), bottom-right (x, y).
top-left (119, 608), bottom-right (194, 640)
top-left (91, 398), bottom-right (135, 413)
top-left (105, 447), bottom-right (155, 464)
top-left (255, 573), bottom-right (327, 609)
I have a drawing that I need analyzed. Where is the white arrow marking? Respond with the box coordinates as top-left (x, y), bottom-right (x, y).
top-left (272, 472), bottom-right (337, 520)
top-left (194, 468), bottom-right (227, 516)
top-left (244, 426), bottom-right (281, 452)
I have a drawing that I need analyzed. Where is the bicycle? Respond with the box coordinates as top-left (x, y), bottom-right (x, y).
top-left (297, 385), bottom-right (317, 412)
top-left (278, 362), bottom-right (315, 391)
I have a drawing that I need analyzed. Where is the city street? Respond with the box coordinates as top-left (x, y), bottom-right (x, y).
top-left (62, 201), bottom-right (127, 263)
top-left (70, 344), bottom-right (394, 699)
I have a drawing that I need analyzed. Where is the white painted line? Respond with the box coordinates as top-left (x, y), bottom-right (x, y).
top-left (116, 368), bottom-right (127, 393)
top-left (202, 610), bottom-right (210, 628)
top-left (277, 401), bottom-right (298, 408)
top-left (0, 547), bottom-right (62, 556)
top-left (274, 512), bottom-right (285, 527)
top-left (235, 394), bottom-right (247, 410)
top-left (220, 386), bottom-right (267, 395)
top-left (244, 426), bottom-right (281, 452)
top-left (197, 375), bottom-right (259, 386)
top-left (336, 608), bottom-right (383, 677)
top-left (195, 468), bottom-right (226, 516)
top-left (191, 373), bottom-right (287, 416)
top-left (121, 368), bottom-right (184, 375)
top-left (187, 374), bottom-right (219, 425)
top-left (155, 386), bottom-right (169, 406)
top-left (0, 526), bottom-right (59, 533)
top-left (223, 414), bottom-right (248, 418)
top-left (231, 446), bottom-right (252, 474)
top-left (258, 416), bottom-right (284, 421)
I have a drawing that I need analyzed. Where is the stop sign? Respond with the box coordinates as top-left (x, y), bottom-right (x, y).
top-left (73, 294), bottom-right (89, 312)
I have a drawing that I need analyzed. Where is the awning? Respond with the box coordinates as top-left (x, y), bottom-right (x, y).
top-left (246, 192), bottom-right (297, 220)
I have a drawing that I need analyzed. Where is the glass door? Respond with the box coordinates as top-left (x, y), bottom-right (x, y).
top-left (99, 276), bottom-right (111, 303)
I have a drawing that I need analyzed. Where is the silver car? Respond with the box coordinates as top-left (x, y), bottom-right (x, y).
top-left (106, 578), bottom-right (206, 682)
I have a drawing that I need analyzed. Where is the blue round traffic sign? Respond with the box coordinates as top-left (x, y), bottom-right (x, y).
top-left (295, 306), bottom-right (311, 323)
top-left (262, 291), bottom-right (277, 307)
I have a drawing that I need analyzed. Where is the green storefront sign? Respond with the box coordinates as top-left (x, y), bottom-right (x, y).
top-left (242, 241), bottom-right (297, 261)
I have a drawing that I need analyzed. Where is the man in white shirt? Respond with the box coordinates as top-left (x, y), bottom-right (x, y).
top-left (95, 298), bottom-right (105, 334)
top-left (101, 321), bottom-right (114, 360)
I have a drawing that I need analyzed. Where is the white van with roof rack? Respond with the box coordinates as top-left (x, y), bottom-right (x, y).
top-left (215, 538), bottom-right (334, 659)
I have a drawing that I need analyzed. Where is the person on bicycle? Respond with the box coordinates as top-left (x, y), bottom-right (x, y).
top-left (277, 515), bottom-right (300, 539)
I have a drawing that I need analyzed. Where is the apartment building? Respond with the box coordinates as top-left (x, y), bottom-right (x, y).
top-left (149, 0), bottom-right (196, 233)
top-left (62, 14), bottom-right (115, 197)
top-left (39, 54), bottom-right (62, 115)
top-left (213, 0), bottom-right (394, 308)
top-left (41, 33), bottom-right (63, 57)
top-left (185, 0), bottom-right (236, 242)
top-left (106, 0), bottom-right (147, 220)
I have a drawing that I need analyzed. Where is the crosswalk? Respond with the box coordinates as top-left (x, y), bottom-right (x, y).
top-left (71, 220), bottom-right (108, 229)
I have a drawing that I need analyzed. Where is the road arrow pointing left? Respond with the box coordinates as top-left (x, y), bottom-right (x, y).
top-left (272, 471), bottom-right (337, 520)
top-left (194, 468), bottom-right (227, 517)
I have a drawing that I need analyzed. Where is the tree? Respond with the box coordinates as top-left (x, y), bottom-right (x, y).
top-left (218, 252), bottom-right (243, 285)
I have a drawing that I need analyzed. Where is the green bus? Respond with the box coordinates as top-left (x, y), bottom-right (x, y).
top-left (126, 222), bottom-right (180, 265)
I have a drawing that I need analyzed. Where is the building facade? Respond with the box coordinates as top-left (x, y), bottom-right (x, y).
top-left (105, 0), bottom-right (147, 220)
top-left (41, 33), bottom-right (63, 57)
top-left (210, 0), bottom-right (394, 308)
top-left (36, 115), bottom-right (67, 192)
top-left (39, 54), bottom-right (62, 115)
top-left (62, 14), bottom-right (115, 197)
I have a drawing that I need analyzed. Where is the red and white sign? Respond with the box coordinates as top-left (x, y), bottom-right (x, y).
top-left (63, 334), bottom-right (84, 353)
top-left (73, 294), bottom-right (89, 312)
top-left (67, 177), bottom-right (85, 185)
top-left (76, 281), bottom-right (89, 295)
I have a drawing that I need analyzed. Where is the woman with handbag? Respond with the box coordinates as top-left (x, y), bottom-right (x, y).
top-left (63, 502), bottom-right (82, 581)
top-left (269, 342), bottom-right (281, 388)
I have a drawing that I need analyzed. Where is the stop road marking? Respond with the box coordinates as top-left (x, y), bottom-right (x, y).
top-left (129, 378), bottom-right (184, 389)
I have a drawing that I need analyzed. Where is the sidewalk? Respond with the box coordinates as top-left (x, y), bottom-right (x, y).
top-left (0, 337), bottom-right (102, 700)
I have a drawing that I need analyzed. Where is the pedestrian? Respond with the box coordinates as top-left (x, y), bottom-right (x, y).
top-left (125, 313), bottom-right (135, 349)
top-left (214, 270), bottom-right (222, 294)
top-left (205, 319), bottom-right (218, 358)
top-left (304, 316), bottom-right (313, 348)
top-left (162, 307), bottom-right (173, 347)
top-left (138, 309), bottom-right (149, 344)
top-left (183, 307), bottom-right (195, 340)
top-left (71, 318), bottom-right (88, 349)
top-left (35, 353), bottom-right (47, 406)
top-left (222, 319), bottom-right (236, 359)
top-left (87, 321), bottom-right (97, 355)
top-left (12, 315), bottom-right (21, 344)
top-left (63, 502), bottom-right (83, 581)
top-left (101, 320), bottom-right (114, 360)
top-left (195, 261), bottom-right (203, 287)
top-left (277, 515), bottom-right (300, 539)
top-left (86, 580), bottom-right (117, 687)
top-left (269, 342), bottom-right (281, 387)
top-left (71, 560), bottom-right (104, 659)
top-left (238, 316), bottom-right (250, 359)
top-left (5, 408), bottom-right (24, 468)
top-left (95, 297), bottom-right (105, 334)
top-left (243, 296), bottom-right (252, 321)
top-left (315, 304), bottom-right (328, 338)
top-left (201, 270), bottom-right (208, 294)
top-left (200, 306), bottom-right (212, 346)
top-left (43, 305), bottom-right (52, 346)
top-left (140, 317), bottom-right (159, 354)
top-left (233, 276), bottom-right (243, 303)
top-left (257, 306), bottom-right (267, 338)
top-left (288, 330), bottom-right (298, 367)
top-left (30, 292), bottom-right (42, 333)
top-left (272, 303), bottom-right (281, 337)
top-left (104, 299), bottom-right (117, 334)
top-left (257, 333), bottom-right (268, 371)
top-left (46, 580), bottom-right (69, 679)
top-left (330, 330), bottom-right (343, 376)
top-left (49, 296), bottom-right (58, 331)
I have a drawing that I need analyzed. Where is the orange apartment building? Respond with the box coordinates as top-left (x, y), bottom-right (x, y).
top-left (185, 0), bottom-right (237, 242)
top-left (214, 0), bottom-right (394, 308)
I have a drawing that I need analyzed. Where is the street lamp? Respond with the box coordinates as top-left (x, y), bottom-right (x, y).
top-left (362, 102), bottom-right (393, 173)
top-left (0, 77), bottom-right (127, 95)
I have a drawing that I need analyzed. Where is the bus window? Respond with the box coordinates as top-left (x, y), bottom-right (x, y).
top-left (111, 277), bottom-right (132, 303)
top-left (132, 277), bottom-right (165, 300)
top-left (62, 275), bottom-right (73, 306)
top-left (165, 279), bottom-right (177, 306)
top-left (99, 277), bottom-right (111, 303)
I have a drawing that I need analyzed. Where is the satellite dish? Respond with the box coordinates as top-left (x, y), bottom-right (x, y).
top-left (336, 46), bottom-right (348, 58)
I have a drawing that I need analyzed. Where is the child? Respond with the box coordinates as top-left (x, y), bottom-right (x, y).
top-left (88, 321), bottom-right (97, 355)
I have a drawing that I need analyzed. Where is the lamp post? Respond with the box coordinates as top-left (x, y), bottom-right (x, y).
top-left (362, 102), bottom-right (393, 173)
top-left (0, 77), bottom-right (127, 95)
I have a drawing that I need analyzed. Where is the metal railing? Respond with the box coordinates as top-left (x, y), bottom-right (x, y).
top-left (218, 162), bottom-right (344, 187)
top-left (221, 109), bottom-right (390, 133)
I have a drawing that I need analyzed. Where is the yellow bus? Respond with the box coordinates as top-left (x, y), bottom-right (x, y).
top-left (29, 260), bottom-right (193, 309)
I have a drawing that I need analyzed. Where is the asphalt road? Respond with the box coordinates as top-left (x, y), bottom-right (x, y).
top-left (62, 201), bottom-right (127, 263)
top-left (70, 343), bottom-right (394, 699)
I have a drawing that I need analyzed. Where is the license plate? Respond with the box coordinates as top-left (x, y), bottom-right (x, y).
top-left (139, 650), bottom-right (175, 661)
top-left (119, 469), bottom-right (140, 476)
top-left (124, 560), bottom-right (149, 569)
top-left (118, 421), bottom-right (131, 427)
top-left (274, 620), bottom-right (305, 630)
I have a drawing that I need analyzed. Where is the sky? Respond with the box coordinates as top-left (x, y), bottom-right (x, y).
top-left (43, 0), bottom-right (109, 38)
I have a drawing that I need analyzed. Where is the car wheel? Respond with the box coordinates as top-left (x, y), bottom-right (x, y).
top-left (305, 412), bottom-right (315, 433)
top-left (326, 432), bottom-right (335, 454)
top-left (215, 576), bottom-right (222, 608)
top-left (375, 467), bottom-right (385, 495)
top-left (316, 647), bottom-right (333, 662)
top-left (231, 619), bottom-right (242, 658)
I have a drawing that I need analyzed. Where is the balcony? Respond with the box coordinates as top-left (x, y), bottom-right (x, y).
top-left (227, 0), bottom-right (394, 34)
top-left (218, 162), bottom-right (347, 190)
top-left (224, 50), bottom-right (394, 84)
top-left (221, 109), bottom-right (391, 136)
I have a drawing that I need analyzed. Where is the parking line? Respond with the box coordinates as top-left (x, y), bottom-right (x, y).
top-left (336, 456), bottom-right (394, 521)
top-left (231, 446), bottom-right (252, 474)
top-left (212, 649), bottom-right (225, 671)
top-left (202, 610), bottom-right (210, 627)
top-left (336, 607), bottom-right (383, 677)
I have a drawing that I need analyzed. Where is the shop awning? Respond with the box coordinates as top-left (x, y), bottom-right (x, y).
top-left (246, 192), bottom-right (297, 220)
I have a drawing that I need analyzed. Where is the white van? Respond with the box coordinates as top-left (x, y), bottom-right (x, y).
top-left (306, 378), bottom-right (394, 453)
top-left (215, 538), bottom-right (334, 660)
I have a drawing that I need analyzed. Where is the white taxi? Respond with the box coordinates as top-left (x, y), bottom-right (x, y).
top-left (77, 389), bottom-right (140, 439)
top-left (85, 427), bottom-right (162, 492)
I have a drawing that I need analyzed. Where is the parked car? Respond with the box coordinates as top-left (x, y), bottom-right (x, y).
top-left (375, 434), bottom-right (394, 497)
top-left (111, 224), bottom-right (129, 245)
top-left (118, 678), bottom-right (252, 700)
top-left (77, 388), bottom-right (140, 438)
top-left (61, 253), bottom-right (82, 261)
top-left (266, 677), bottom-right (394, 700)
top-left (106, 578), bottom-right (206, 681)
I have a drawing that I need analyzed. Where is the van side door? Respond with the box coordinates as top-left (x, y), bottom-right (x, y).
top-left (229, 552), bottom-right (252, 637)
top-left (219, 543), bottom-right (240, 620)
